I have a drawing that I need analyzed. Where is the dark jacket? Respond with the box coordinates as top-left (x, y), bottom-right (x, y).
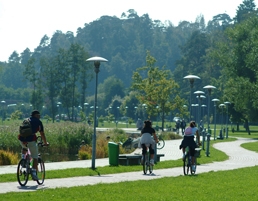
top-left (18, 116), bottom-right (44, 142)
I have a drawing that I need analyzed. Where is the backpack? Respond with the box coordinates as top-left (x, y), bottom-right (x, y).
top-left (19, 118), bottom-right (33, 137)
top-left (184, 127), bottom-right (192, 135)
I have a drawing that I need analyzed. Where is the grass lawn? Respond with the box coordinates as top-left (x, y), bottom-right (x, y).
top-left (1, 130), bottom-right (258, 199)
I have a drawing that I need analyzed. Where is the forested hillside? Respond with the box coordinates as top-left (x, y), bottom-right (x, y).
top-left (0, 0), bottom-right (258, 128)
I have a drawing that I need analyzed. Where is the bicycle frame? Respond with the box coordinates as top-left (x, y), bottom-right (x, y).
top-left (17, 136), bottom-right (46, 186)
top-left (183, 146), bottom-right (196, 175)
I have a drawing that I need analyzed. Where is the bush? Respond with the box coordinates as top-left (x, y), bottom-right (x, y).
top-left (78, 145), bottom-right (92, 160)
top-left (0, 150), bottom-right (19, 165)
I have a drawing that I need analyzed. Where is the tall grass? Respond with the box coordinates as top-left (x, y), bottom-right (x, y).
top-left (0, 121), bottom-right (137, 164)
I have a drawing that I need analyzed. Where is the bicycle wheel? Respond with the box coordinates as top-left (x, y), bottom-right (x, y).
top-left (183, 154), bottom-right (191, 175)
top-left (143, 155), bottom-right (147, 175)
top-left (36, 158), bottom-right (45, 185)
top-left (17, 159), bottom-right (29, 186)
top-left (156, 139), bottom-right (165, 149)
top-left (149, 158), bottom-right (153, 174)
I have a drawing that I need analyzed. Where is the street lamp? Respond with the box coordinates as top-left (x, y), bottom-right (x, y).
top-left (212, 99), bottom-right (220, 140)
top-left (86, 56), bottom-right (108, 170)
top-left (134, 106), bottom-right (138, 122)
top-left (194, 91), bottom-right (205, 130)
top-left (224, 101), bottom-right (231, 139)
top-left (116, 106), bottom-right (120, 122)
top-left (57, 102), bottom-right (62, 121)
top-left (142, 103), bottom-right (147, 120)
top-left (219, 103), bottom-right (226, 139)
top-left (203, 85), bottom-right (216, 134)
top-left (1, 101), bottom-right (6, 123)
top-left (201, 104), bottom-right (206, 122)
top-left (84, 103), bottom-right (89, 122)
top-left (125, 106), bottom-right (128, 128)
top-left (199, 95), bottom-right (206, 125)
top-left (191, 104), bottom-right (199, 123)
top-left (184, 75), bottom-right (200, 121)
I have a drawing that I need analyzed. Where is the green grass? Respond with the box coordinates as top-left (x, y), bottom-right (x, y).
top-left (0, 138), bottom-right (234, 183)
top-left (1, 166), bottom-right (258, 200)
top-left (1, 130), bottom-right (258, 199)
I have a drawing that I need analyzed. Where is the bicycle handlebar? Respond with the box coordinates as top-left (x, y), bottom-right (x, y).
top-left (36, 136), bottom-right (49, 147)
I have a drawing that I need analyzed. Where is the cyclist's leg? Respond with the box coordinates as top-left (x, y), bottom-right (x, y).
top-left (27, 141), bottom-right (38, 170)
top-left (19, 141), bottom-right (28, 158)
top-left (189, 147), bottom-right (195, 164)
top-left (141, 144), bottom-right (147, 164)
top-left (149, 145), bottom-right (155, 165)
top-left (189, 147), bottom-right (196, 172)
top-left (149, 144), bottom-right (155, 159)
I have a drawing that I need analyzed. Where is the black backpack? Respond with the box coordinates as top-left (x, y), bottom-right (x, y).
top-left (19, 118), bottom-right (33, 137)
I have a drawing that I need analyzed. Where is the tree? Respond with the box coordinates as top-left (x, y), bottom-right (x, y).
top-left (40, 56), bottom-right (61, 122)
top-left (213, 16), bottom-right (258, 134)
top-left (98, 76), bottom-right (125, 113)
top-left (131, 51), bottom-right (186, 130)
top-left (234, 0), bottom-right (257, 23)
top-left (23, 57), bottom-right (43, 109)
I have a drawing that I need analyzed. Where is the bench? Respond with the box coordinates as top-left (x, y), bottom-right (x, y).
top-left (118, 153), bottom-right (165, 166)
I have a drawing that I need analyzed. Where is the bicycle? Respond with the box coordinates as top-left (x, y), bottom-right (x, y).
top-left (183, 146), bottom-right (201, 175)
top-left (17, 136), bottom-right (46, 186)
top-left (142, 145), bottom-right (153, 175)
top-left (156, 133), bottom-right (165, 150)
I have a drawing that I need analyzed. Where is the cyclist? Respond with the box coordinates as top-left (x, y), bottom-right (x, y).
top-left (18, 110), bottom-right (49, 180)
top-left (179, 121), bottom-right (201, 172)
top-left (140, 120), bottom-right (158, 166)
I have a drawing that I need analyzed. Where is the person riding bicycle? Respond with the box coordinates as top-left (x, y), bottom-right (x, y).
top-left (179, 121), bottom-right (201, 172)
top-left (18, 110), bottom-right (49, 181)
top-left (140, 120), bottom-right (158, 166)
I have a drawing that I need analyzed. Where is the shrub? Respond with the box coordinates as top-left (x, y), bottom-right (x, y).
top-left (78, 145), bottom-right (92, 160)
top-left (0, 150), bottom-right (19, 165)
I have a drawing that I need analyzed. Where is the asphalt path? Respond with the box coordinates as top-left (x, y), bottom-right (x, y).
top-left (0, 137), bottom-right (258, 194)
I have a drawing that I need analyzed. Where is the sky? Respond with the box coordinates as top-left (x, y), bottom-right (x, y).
top-left (0, 0), bottom-right (250, 62)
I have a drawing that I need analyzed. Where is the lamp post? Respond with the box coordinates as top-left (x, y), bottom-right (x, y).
top-left (86, 56), bottom-right (108, 169)
top-left (184, 75), bottom-right (200, 121)
top-left (183, 105), bottom-right (188, 122)
top-left (1, 100), bottom-right (6, 123)
top-left (219, 103), bottom-right (226, 139)
top-left (84, 103), bottom-right (89, 122)
top-left (142, 104), bottom-right (147, 120)
top-left (199, 95), bottom-right (206, 126)
top-left (194, 91), bottom-right (205, 129)
top-left (125, 106), bottom-right (128, 128)
top-left (191, 104), bottom-right (199, 123)
top-left (116, 106), bottom-right (120, 123)
top-left (201, 104), bottom-right (206, 123)
top-left (203, 85), bottom-right (216, 134)
top-left (212, 99), bottom-right (220, 140)
top-left (224, 101), bottom-right (231, 139)
top-left (57, 102), bottom-right (62, 121)
top-left (134, 106), bottom-right (138, 122)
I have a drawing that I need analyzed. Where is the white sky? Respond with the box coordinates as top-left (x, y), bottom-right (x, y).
top-left (0, 0), bottom-right (250, 62)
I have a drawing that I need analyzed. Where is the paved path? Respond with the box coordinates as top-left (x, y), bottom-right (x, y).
top-left (0, 137), bottom-right (258, 194)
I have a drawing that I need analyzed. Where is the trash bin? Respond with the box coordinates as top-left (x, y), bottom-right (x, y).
top-left (108, 142), bottom-right (119, 166)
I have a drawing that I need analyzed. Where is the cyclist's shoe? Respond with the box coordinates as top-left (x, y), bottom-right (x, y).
top-left (31, 169), bottom-right (38, 181)
top-left (191, 165), bottom-right (196, 172)
top-left (182, 154), bottom-right (185, 161)
top-left (150, 159), bottom-right (154, 166)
